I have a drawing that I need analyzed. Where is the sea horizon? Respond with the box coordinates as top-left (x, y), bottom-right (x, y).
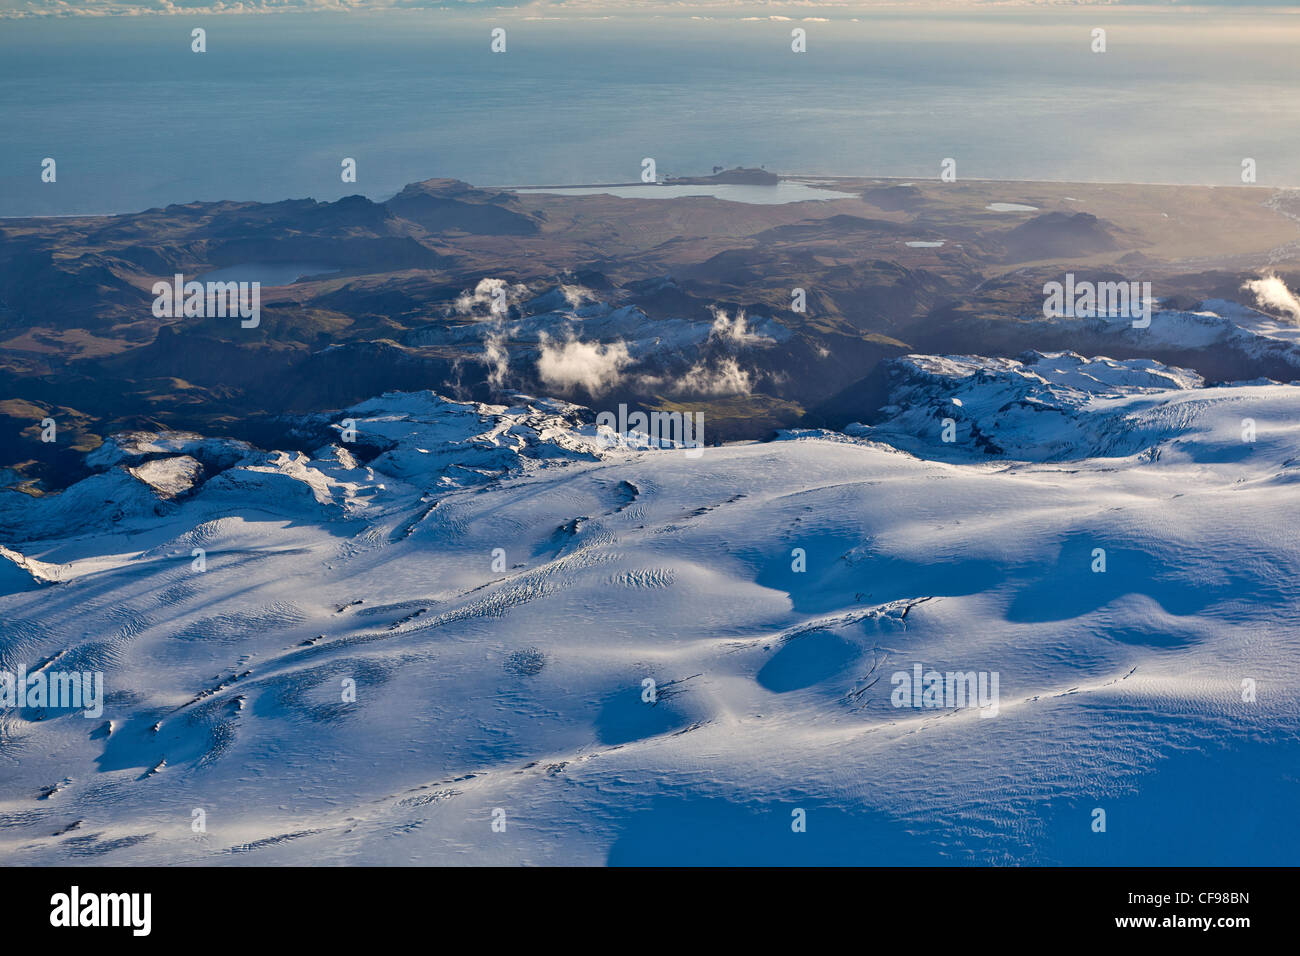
top-left (5, 9), bottom-right (1300, 217)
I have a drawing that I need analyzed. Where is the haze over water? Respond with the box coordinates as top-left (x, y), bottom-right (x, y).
top-left (3, 10), bottom-right (1299, 217)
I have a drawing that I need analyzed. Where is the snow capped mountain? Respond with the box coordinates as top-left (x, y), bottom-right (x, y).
top-left (1041, 302), bottom-right (1300, 374)
top-left (0, 392), bottom-right (627, 551)
top-left (853, 349), bottom-right (1288, 462)
top-left (2, 364), bottom-right (1298, 865)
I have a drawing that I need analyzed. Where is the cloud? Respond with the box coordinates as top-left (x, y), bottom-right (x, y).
top-left (536, 333), bottom-right (631, 395)
top-left (558, 283), bottom-right (597, 309)
top-left (480, 330), bottom-right (510, 390)
top-left (707, 306), bottom-right (773, 347)
top-left (1241, 273), bottom-right (1300, 324)
top-left (453, 277), bottom-right (529, 317)
top-left (675, 357), bottom-right (752, 396)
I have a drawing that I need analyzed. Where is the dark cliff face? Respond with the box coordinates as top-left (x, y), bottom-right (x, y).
top-left (0, 176), bottom-right (1288, 493)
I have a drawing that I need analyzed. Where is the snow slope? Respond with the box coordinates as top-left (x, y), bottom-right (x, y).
top-left (1041, 301), bottom-right (1300, 373)
top-left (857, 349), bottom-right (1286, 462)
top-left (1, 370), bottom-right (1298, 865)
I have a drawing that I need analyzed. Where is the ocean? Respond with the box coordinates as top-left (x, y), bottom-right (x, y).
top-left (2, 9), bottom-right (1299, 217)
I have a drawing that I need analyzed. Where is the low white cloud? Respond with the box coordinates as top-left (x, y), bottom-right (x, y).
top-left (536, 333), bottom-right (631, 395)
top-left (480, 330), bottom-right (510, 390)
top-left (559, 283), bottom-right (597, 309)
top-left (1242, 273), bottom-right (1300, 324)
top-left (675, 357), bottom-right (753, 396)
top-left (708, 306), bottom-right (773, 347)
top-left (453, 277), bottom-right (530, 317)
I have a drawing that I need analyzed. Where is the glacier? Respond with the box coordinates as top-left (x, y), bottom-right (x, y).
top-left (1, 356), bottom-right (1298, 865)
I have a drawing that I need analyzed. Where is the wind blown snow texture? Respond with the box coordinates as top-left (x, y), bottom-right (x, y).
top-left (1, 345), bottom-right (1298, 865)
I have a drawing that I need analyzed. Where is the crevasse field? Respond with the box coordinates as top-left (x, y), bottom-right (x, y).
top-left (2, 306), bottom-right (1298, 865)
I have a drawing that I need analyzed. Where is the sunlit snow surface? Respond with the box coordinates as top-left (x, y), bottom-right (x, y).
top-left (1, 353), bottom-right (1298, 866)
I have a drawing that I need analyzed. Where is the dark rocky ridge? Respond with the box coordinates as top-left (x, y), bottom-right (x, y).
top-left (0, 176), bottom-right (1292, 493)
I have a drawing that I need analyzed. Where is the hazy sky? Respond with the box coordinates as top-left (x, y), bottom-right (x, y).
top-left (4, 0), bottom-right (1300, 18)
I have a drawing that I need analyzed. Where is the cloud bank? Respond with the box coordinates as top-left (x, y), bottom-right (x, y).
top-left (536, 333), bottom-right (631, 395)
top-left (675, 356), bottom-right (753, 396)
top-left (1242, 273), bottom-right (1300, 324)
